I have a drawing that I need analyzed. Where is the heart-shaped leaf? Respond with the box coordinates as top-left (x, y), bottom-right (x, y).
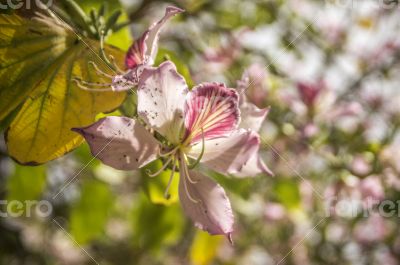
top-left (0, 13), bottom-right (127, 164)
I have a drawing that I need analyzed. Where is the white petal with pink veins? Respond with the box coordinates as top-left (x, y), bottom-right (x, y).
top-left (188, 129), bottom-right (271, 177)
top-left (184, 82), bottom-right (240, 144)
top-left (72, 116), bottom-right (159, 170)
top-left (137, 61), bottom-right (188, 144)
top-left (178, 159), bottom-right (234, 239)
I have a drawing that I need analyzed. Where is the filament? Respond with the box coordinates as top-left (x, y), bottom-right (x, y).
top-left (187, 128), bottom-right (205, 170)
top-left (146, 156), bottom-right (173, 178)
top-left (158, 146), bottom-right (179, 158)
top-left (183, 175), bottom-right (199, 203)
top-left (183, 154), bottom-right (198, 184)
top-left (164, 156), bottom-right (177, 199)
top-left (89, 61), bottom-right (114, 78)
top-left (73, 78), bottom-right (112, 86)
top-left (179, 153), bottom-right (200, 204)
top-left (109, 55), bottom-right (125, 74)
top-left (73, 78), bottom-right (114, 92)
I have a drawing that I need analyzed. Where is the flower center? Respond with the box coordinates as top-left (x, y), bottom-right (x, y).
top-left (145, 130), bottom-right (205, 201)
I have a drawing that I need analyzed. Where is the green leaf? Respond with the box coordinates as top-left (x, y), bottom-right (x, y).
top-left (273, 179), bottom-right (301, 210)
top-left (190, 230), bottom-right (222, 265)
top-left (7, 163), bottom-right (47, 202)
top-left (1, 13), bottom-right (127, 164)
top-left (141, 160), bottom-right (179, 206)
top-left (131, 192), bottom-right (185, 251)
top-left (70, 179), bottom-right (114, 244)
top-left (155, 48), bottom-right (194, 87)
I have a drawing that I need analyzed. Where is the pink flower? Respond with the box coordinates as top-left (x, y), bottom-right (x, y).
top-left (296, 80), bottom-right (325, 107)
top-left (72, 61), bottom-right (272, 241)
top-left (124, 6), bottom-right (184, 70)
top-left (115, 6), bottom-right (184, 90)
top-left (74, 7), bottom-right (184, 92)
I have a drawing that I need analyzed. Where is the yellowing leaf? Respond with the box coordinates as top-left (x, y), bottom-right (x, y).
top-left (0, 14), bottom-right (67, 120)
top-left (190, 230), bottom-right (222, 265)
top-left (1, 13), bottom-right (127, 164)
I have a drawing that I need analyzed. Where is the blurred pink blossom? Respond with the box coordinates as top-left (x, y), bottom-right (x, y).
top-left (351, 156), bottom-right (372, 176)
top-left (360, 176), bottom-right (385, 201)
top-left (354, 214), bottom-right (389, 244)
top-left (264, 203), bottom-right (286, 221)
top-left (239, 63), bottom-right (269, 108)
top-left (296, 80), bottom-right (325, 107)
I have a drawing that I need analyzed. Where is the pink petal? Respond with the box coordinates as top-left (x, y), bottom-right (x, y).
top-left (125, 6), bottom-right (184, 69)
top-left (297, 80), bottom-right (324, 106)
top-left (234, 151), bottom-right (273, 177)
top-left (239, 103), bottom-right (269, 133)
top-left (184, 83), bottom-right (240, 144)
top-left (72, 116), bottom-right (159, 170)
top-left (188, 129), bottom-right (272, 177)
top-left (179, 160), bottom-right (234, 237)
top-left (137, 61), bottom-right (188, 144)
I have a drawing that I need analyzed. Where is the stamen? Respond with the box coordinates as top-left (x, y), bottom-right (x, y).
top-left (179, 152), bottom-right (200, 204)
top-left (72, 78), bottom-right (114, 92)
top-left (89, 61), bottom-right (114, 78)
top-left (109, 55), bottom-right (125, 74)
top-left (146, 156), bottom-right (173, 177)
top-left (187, 128), bottom-right (205, 170)
top-left (183, 155), bottom-right (198, 184)
top-left (184, 175), bottom-right (199, 203)
top-left (73, 78), bottom-right (112, 86)
top-left (163, 156), bottom-right (176, 199)
top-left (158, 146), bottom-right (179, 158)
